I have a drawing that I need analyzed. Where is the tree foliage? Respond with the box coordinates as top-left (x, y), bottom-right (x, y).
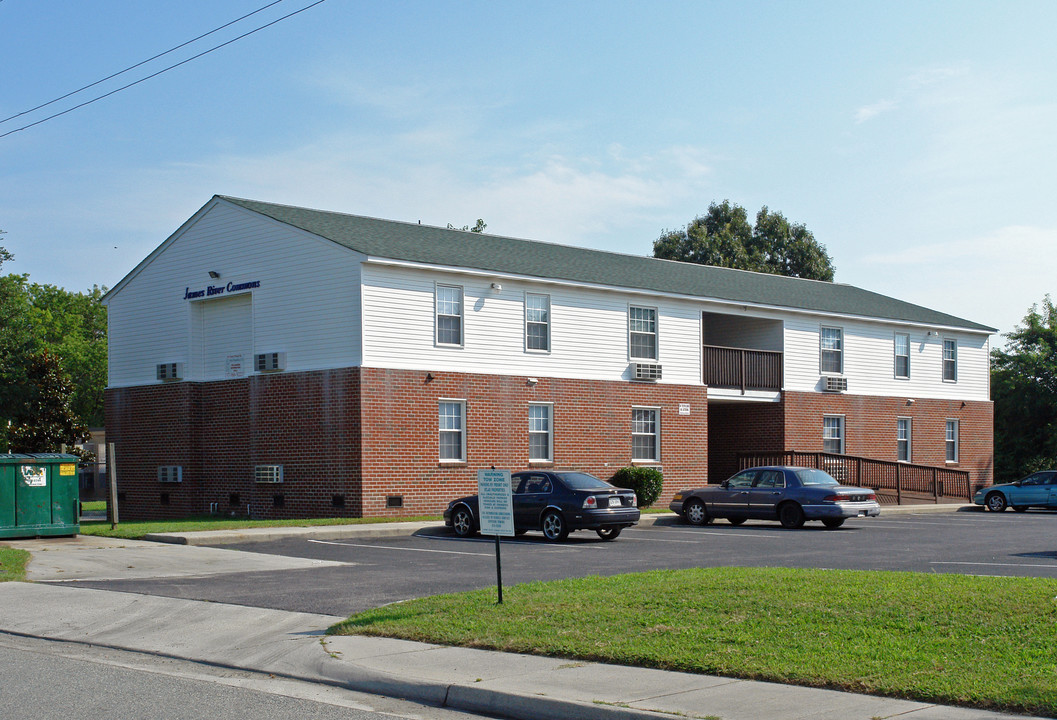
top-left (447, 219), bottom-right (487, 233)
top-left (991, 296), bottom-right (1057, 480)
top-left (0, 239), bottom-right (107, 452)
top-left (653, 200), bottom-right (835, 281)
top-left (7, 350), bottom-right (90, 455)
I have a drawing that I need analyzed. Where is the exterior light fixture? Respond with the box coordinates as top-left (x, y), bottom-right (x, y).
top-left (490, 282), bottom-right (502, 292)
top-left (208, 271), bottom-right (221, 279)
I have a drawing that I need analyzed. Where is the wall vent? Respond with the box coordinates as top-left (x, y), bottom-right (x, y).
top-left (823, 376), bottom-right (848, 392)
top-left (632, 363), bottom-right (662, 381)
top-left (255, 465), bottom-right (284, 483)
top-left (157, 466), bottom-right (183, 483)
top-left (255, 352), bottom-right (286, 373)
top-left (156, 362), bottom-right (184, 381)
top-left (386, 495), bottom-right (404, 509)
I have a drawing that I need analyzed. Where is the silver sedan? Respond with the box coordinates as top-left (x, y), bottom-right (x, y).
top-left (669, 466), bottom-right (881, 529)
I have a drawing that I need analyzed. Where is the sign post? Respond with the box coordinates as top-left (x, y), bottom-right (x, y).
top-left (476, 468), bottom-right (514, 604)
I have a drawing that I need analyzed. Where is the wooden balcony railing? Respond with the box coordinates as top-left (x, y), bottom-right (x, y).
top-left (703, 345), bottom-right (783, 393)
top-left (737, 451), bottom-right (974, 504)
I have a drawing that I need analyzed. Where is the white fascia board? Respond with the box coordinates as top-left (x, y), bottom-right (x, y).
top-left (362, 256), bottom-right (994, 337)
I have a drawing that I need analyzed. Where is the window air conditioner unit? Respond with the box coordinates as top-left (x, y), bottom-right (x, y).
top-left (255, 465), bottom-right (284, 484)
top-left (157, 466), bottom-right (183, 483)
top-left (255, 352), bottom-right (286, 373)
top-left (633, 363), bottom-right (663, 381)
top-left (157, 363), bottom-right (184, 381)
top-left (823, 376), bottom-right (848, 392)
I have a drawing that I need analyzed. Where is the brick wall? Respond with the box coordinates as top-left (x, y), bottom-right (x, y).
top-left (707, 402), bottom-right (785, 483)
top-left (105, 368), bottom-right (708, 520)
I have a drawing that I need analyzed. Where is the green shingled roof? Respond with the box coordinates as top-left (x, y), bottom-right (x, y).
top-left (219, 195), bottom-right (994, 333)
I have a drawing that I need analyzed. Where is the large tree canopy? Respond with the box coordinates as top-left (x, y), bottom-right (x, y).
top-left (991, 296), bottom-right (1057, 480)
top-left (653, 200), bottom-right (835, 281)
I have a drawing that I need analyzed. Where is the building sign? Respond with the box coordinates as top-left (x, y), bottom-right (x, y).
top-left (679, 403), bottom-right (691, 415)
top-left (183, 280), bottom-right (261, 300)
top-left (477, 469), bottom-right (514, 537)
top-left (226, 354), bottom-right (245, 378)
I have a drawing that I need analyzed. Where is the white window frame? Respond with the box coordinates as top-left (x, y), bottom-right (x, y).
top-left (820, 326), bottom-right (843, 375)
top-left (524, 293), bottom-right (551, 353)
top-left (894, 333), bottom-right (910, 379)
top-left (438, 399), bottom-right (467, 463)
top-left (897, 417), bottom-right (912, 463)
top-left (631, 406), bottom-right (661, 462)
top-left (628, 305), bottom-right (658, 361)
top-left (528, 403), bottom-right (553, 463)
top-left (823, 415), bottom-right (845, 454)
top-left (945, 419), bottom-right (959, 464)
top-left (942, 338), bottom-right (958, 382)
top-left (435, 284), bottom-right (464, 347)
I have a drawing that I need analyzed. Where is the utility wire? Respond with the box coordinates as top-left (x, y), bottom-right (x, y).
top-left (0, 0), bottom-right (286, 125)
top-left (0, 0), bottom-right (327, 140)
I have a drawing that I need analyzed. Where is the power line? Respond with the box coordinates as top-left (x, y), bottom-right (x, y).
top-left (0, 0), bottom-right (327, 140)
top-left (0, 0), bottom-right (286, 125)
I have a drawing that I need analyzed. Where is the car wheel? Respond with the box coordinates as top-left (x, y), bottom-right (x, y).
top-left (822, 518), bottom-right (845, 529)
top-left (985, 492), bottom-right (1007, 512)
top-left (685, 499), bottom-right (709, 526)
top-left (728, 517), bottom-right (746, 526)
top-left (596, 527), bottom-right (622, 541)
top-left (1012, 505), bottom-right (1028, 513)
top-left (778, 502), bottom-right (806, 529)
top-left (451, 506), bottom-right (475, 537)
top-left (541, 511), bottom-right (569, 541)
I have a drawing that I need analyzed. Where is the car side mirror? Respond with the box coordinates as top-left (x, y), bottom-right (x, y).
top-left (1013, 481), bottom-right (1022, 487)
top-left (721, 481), bottom-right (729, 489)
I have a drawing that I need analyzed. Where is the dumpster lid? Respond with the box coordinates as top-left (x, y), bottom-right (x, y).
top-left (0, 453), bottom-right (81, 464)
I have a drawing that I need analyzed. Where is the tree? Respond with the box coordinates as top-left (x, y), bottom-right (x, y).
top-left (653, 200), bottom-right (835, 281)
top-left (447, 219), bottom-right (487, 233)
top-left (7, 350), bottom-right (90, 455)
top-left (991, 296), bottom-right (1057, 480)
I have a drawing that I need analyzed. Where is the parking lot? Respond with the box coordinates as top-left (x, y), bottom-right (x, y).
top-left (54, 508), bottom-right (1057, 617)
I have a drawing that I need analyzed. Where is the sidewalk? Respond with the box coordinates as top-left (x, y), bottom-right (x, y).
top-left (0, 581), bottom-right (1035, 720)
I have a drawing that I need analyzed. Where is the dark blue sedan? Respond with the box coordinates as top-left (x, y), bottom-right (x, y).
top-left (444, 470), bottom-right (640, 541)
top-left (669, 466), bottom-right (881, 529)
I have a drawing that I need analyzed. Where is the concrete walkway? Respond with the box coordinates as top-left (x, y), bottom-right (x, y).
top-left (4, 503), bottom-right (1039, 720)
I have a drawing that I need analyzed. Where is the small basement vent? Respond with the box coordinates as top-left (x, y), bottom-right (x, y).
top-left (255, 352), bottom-right (286, 373)
top-left (632, 363), bottom-right (662, 381)
top-left (254, 464), bottom-right (284, 483)
top-left (156, 362), bottom-right (184, 381)
top-left (386, 495), bottom-right (404, 508)
top-left (157, 466), bottom-right (183, 483)
top-left (823, 376), bottom-right (848, 392)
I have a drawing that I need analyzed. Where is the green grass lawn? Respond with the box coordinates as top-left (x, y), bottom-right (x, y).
top-left (0, 547), bottom-right (30, 582)
top-left (331, 567), bottom-right (1057, 716)
top-left (79, 514), bottom-right (442, 539)
top-left (80, 500), bottom-right (106, 512)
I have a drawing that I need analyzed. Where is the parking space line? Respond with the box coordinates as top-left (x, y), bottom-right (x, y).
top-left (308, 539), bottom-right (492, 557)
top-left (931, 561), bottom-right (1057, 570)
top-left (631, 531), bottom-right (774, 540)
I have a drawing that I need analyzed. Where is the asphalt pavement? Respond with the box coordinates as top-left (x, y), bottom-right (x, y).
top-left (1, 505), bottom-right (1048, 720)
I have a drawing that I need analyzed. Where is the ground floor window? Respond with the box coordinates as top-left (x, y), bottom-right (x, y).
top-left (632, 407), bottom-right (660, 462)
top-left (529, 403), bottom-right (552, 462)
top-left (439, 400), bottom-right (466, 462)
top-left (897, 417), bottom-right (911, 462)
top-left (945, 419), bottom-right (959, 463)
top-left (823, 415), bottom-right (845, 454)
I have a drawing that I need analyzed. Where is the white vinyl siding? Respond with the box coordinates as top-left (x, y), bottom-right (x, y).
top-left (196, 293), bottom-right (252, 380)
top-left (439, 400), bottom-right (466, 462)
top-left (784, 318), bottom-right (989, 401)
top-left (632, 407), bottom-right (660, 462)
top-left (528, 403), bottom-right (552, 462)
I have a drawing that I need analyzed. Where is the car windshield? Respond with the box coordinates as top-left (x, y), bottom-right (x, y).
top-left (793, 468), bottom-right (840, 487)
top-left (557, 472), bottom-right (613, 490)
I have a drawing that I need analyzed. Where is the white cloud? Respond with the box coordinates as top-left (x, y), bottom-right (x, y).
top-left (855, 99), bottom-right (897, 124)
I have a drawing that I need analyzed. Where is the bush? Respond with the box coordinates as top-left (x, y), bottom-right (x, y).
top-left (611, 466), bottom-right (663, 508)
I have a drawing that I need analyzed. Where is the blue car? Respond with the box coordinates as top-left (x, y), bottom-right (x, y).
top-left (444, 470), bottom-right (639, 541)
top-left (974, 470), bottom-right (1057, 512)
top-left (669, 466), bottom-right (881, 529)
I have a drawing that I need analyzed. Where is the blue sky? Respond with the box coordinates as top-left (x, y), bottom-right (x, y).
top-left (2, 1), bottom-right (1055, 340)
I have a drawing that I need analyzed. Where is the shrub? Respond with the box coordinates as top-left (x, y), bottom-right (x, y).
top-left (611, 466), bottom-right (663, 508)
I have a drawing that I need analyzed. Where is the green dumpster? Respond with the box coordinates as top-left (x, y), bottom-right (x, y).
top-left (0, 454), bottom-right (81, 539)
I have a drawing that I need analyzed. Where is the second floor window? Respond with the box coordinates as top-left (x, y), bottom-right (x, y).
top-left (894, 333), bottom-right (910, 378)
top-left (820, 327), bottom-right (843, 374)
top-left (436, 285), bottom-right (463, 346)
top-left (525, 294), bottom-right (550, 352)
top-left (943, 339), bottom-right (957, 382)
top-left (629, 306), bottom-right (658, 360)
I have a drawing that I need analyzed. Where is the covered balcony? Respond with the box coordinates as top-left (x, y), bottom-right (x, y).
top-left (702, 312), bottom-right (783, 394)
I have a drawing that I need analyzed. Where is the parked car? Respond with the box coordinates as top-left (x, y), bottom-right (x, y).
top-left (974, 470), bottom-right (1057, 512)
top-left (444, 470), bottom-right (640, 541)
top-left (669, 466), bottom-right (881, 529)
